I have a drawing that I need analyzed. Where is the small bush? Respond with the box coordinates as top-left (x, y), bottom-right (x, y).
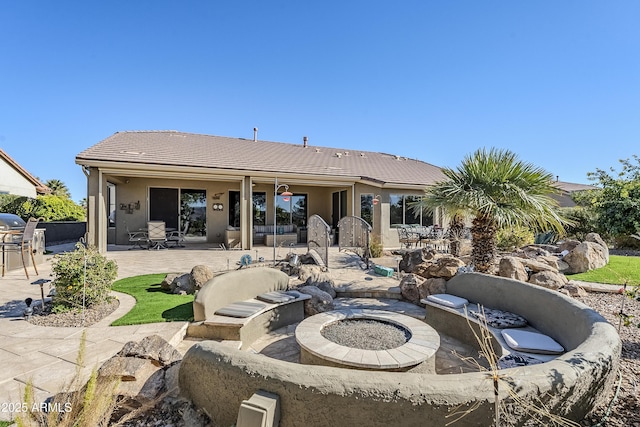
top-left (496, 226), bottom-right (534, 251)
top-left (370, 235), bottom-right (383, 258)
top-left (51, 243), bottom-right (118, 312)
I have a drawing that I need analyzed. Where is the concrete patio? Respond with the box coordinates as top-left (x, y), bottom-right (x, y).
top-left (0, 242), bottom-right (399, 421)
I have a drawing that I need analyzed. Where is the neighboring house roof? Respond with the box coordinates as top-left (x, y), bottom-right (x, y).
top-left (76, 131), bottom-right (447, 187)
top-left (553, 180), bottom-right (597, 193)
top-left (0, 148), bottom-right (50, 194)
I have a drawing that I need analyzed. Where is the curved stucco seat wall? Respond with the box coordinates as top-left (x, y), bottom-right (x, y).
top-left (179, 273), bottom-right (621, 427)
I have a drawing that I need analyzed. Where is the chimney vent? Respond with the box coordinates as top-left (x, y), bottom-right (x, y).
top-left (253, 127), bottom-right (258, 142)
top-left (303, 136), bottom-right (308, 148)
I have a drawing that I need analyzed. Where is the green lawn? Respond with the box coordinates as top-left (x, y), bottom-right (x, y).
top-left (110, 273), bottom-right (194, 326)
top-left (0, 421), bottom-right (13, 427)
top-left (567, 254), bottom-right (640, 286)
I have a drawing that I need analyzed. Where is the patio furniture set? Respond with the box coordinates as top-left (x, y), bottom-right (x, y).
top-left (396, 224), bottom-right (455, 252)
top-left (126, 220), bottom-right (188, 250)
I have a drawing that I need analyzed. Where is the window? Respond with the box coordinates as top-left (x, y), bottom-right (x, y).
top-left (277, 193), bottom-right (307, 227)
top-left (253, 192), bottom-right (266, 225)
top-left (107, 183), bottom-right (116, 227)
top-left (229, 191), bottom-right (269, 227)
top-left (229, 191), bottom-right (241, 228)
top-left (389, 194), bottom-right (433, 227)
top-left (360, 194), bottom-right (374, 227)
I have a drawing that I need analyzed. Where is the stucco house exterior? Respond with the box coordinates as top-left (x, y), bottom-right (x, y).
top-left (0, 148), bottom-right (50, 197)
top-left (75, 131), bottom-right (590, 253)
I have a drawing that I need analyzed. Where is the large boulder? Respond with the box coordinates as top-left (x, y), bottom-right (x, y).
top-left (98, 335), bottom-right (182, 405)
top-left (299, 265), bottom-right (336, 298)
top-left (297, 285), bottom-right (334, 315)
top-left (585, 233), bottom-right (608, 251)
top-left (399, 248), bottom-right (435, 273)
top-left (563, 242), bottom-right (609, 274)
top-left (161, 273), bottom-right (181, 291)
top-left (399, 274), bottom-right (424, 304)
top-left (171, 273), bottom-right (194, 294)
top-left (527, 270), bottom-right (568, 290)
top-left (421, 277), bottom-right (447, 298)
top-left (415, 255), bottom-right (466, 280)
top-left (498, 256), bottom-right (529, 282)
top-left (558, 239), bottom-right (581, 253)
top-left (190, 265), bottom-right (214, 291)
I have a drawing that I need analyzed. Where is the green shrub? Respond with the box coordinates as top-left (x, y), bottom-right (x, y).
top-left (0, 194), bottom-right (85, 221)
top-left (496, 226), bottom-right (535, 251)
top-left (369, 235), bottom-right (383, 258)
top-left (51, 243), bottom-right (118, 312)
top-left (559, 206), bottom-right (599, 241)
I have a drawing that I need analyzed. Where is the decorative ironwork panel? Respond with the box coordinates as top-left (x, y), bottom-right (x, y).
top-left (337, 216), bottom-right (372, 265)
top-left (307, 214), bottom-right (331, 267)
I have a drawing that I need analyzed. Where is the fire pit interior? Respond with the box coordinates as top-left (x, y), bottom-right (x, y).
top-left (321, 318), bottom-right (411, 350)
top-left (295, 309), bottom-right (439, 372)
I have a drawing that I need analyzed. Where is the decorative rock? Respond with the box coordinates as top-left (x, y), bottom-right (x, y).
top-left (415, 256), bottom-right (467, 280)
top-left (558, 239), bottom-right (581, 253)
top-left (527, 270), bottom-right (568, 290)
top-left (518, 257), bottom-right (556, 273)
top-left (171, 273), bottom-right (193, 294)
top-left (161, 273), bottom-right (180, 291)
top-left (297, 285), bottom-right (334, 315)
top-left (399, 248), bottom-right (431, 273)
top-left (190, 265), bottom-right (214, 291)
top-left (422, 277), bottom-right (447, 298)
top-left (498, 257), bottom-right (529, 282)
top-left (298, 264), bottom-right (325, 282)
top-left (117, 335), bottom-right (183, 367)
top-left (585, 232), bottom-right (608, 250)
top-left (299, 265), bottom-right (336, 298)
top-left (399, 274), bottom-right (424, 304)
top-left (164, 362), bottom-right (182, 398)
top-left (561, 283), bottom-right (588, 297)
top-left (563, 242), bottom-right (609, 274)
top-left (521, 246), bottom-right (552, 258)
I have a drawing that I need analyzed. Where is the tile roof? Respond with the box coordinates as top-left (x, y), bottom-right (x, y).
top-left (76, 131), bottom-right (447, 187)
top-left (0, 148), bottom-right (51, 194)
top-left (553, 180), bottom-right (597, 193)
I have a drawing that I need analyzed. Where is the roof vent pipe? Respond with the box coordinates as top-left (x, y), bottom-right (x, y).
top-left (253, 127), bottom-right (258, 142)
top-left (303, 136), bottom-right (308, 148)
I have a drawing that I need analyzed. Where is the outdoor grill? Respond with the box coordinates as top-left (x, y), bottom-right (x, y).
top-left (0, 213), bottom-right (46, 273)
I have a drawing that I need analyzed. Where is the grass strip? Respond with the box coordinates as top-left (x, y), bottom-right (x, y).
top-left (567, 255), bottom-right (640, 286)
top-left (110, 273), bottom-right (194, 326)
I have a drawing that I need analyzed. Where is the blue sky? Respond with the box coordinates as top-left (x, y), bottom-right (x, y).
top-left (1, 1), bottom-right (638, 202)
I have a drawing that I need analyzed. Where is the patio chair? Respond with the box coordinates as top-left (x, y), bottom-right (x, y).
top-left (147, 221), bottom-right (168, 250)
top-left (126, 224), bottom-right (148, 250)
top-left (167, 221), bottom-right (189, 247)
top-left (396, 226), bottom-right (419, 249)
top-left (0, 217), bottom-right (41, 279)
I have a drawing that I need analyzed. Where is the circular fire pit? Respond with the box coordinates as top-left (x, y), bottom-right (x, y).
top-left (295, 309), bottom-right (439, 372)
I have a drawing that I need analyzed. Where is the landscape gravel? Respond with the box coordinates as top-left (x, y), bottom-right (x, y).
top-left (576, 291), bottom-right (639, 427)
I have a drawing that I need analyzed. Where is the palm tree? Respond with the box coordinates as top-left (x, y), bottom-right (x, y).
top-left (44, 179), bottom-right (71, 199)
top-left (416, 148), bottom-right (569, 273)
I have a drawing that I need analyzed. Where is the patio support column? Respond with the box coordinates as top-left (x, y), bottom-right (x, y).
top-left (85, 167), bottom-right (108, 253)
top-left (241, 176), bottom-right (252, 249)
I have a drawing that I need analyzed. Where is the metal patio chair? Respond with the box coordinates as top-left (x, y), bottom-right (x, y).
top-left (146, 221), bottom-right (168, 249)
top-left (0, 217), bottom-right (41, 279)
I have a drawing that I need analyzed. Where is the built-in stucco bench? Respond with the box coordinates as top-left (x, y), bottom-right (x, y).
top-left (421, 275), bottom-right (566, 368)
top-left (187, 267), bottom-right (310, 349)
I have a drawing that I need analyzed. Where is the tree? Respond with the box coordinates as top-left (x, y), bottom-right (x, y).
top-left (581, 155), bottom-right (640, 242)
top-left (415, 148), bottom-right (569, 273)
top-left (44, 179), bottom-right (71, 199)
